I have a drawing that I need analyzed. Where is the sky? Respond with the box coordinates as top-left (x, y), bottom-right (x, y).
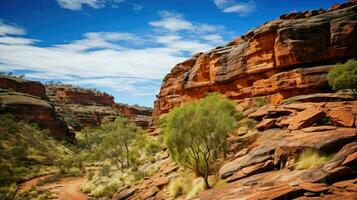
top-left (0, 0), bottom-right (346, 107)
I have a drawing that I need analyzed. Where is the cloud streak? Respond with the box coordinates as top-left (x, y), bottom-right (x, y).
top-left (213, 0), bottom-right (255, 15)
top-left (56, 0), bottom-right (125, 10)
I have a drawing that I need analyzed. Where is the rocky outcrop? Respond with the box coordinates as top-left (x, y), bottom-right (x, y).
top-left (152, 2), bottom-right (357, 123)
top-left (46, 85), bottom-right (152, 130)
top-left (0, 76), bottom-right (46, 98)
top-left (46, 85), bottom-right (114, 106)
top-left (114, 104), bottom-right (152, 129)
top-left (0, 91), bottom-right (72, 138)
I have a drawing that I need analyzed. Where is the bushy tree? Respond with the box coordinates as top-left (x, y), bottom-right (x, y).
top-left (327, 59), bottom-right (357, 96)
top-left (95, 116), bottom-right (143, 170)
top-left (161, 93), bottom-right (240, 188)
top-left (77, 127), bottom-right (101, 153)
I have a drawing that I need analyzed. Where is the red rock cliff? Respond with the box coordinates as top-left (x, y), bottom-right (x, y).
top-left (152, 2), bottom-right (357, 122)
top-left (0, 76), bottom-right (46, 98)
top-left (46, 85), bottom-right (152, 130)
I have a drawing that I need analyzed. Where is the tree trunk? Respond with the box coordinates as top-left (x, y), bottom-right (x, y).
top-left (125, 144), bottom-right (130, 167)
top-left (204, 176), bottom-right (211, 189)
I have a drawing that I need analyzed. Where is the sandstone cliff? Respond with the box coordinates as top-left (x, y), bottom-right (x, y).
top-left (114, 2), bottom-right (357, 199)
top-left (152, 2), bottom-right (357, 123)
top-left (0, 90), bottom-right (72, 138)
top-left (46, 85), bottom-right (152, 130)
top-left (0, 76), bottom-right (46, 98)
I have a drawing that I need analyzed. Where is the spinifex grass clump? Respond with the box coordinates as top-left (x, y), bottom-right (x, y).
top-left (296, 149), bottom-right (332, 170)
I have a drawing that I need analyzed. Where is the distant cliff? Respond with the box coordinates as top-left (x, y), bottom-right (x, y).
top-left (0, 77), bottom-right (152, 139)
top-left (46, 85), bottom-right (152, 130)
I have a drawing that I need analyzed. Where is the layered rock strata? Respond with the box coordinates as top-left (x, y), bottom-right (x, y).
top-left (152, 2), bottom-right (357, 123)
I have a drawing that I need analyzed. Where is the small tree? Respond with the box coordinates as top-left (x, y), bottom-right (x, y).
top-left (95, 116), bottom-right (142, 170)
top-left (162, 94), bottom-right (239, 188)
top-left (78, 127), bottom-right (101, 153)
top-left (327, 59), bottom-right (357, 96)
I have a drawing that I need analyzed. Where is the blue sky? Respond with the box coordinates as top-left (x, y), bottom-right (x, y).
top-left (0, 0), bottom-right (345, 107)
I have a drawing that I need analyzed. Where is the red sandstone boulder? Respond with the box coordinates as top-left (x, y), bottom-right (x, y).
top-left (288, 107), bottom-right (325, 130)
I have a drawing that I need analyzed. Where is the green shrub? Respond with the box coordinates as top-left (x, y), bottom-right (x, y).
top-left (185, 178), bottom-right (206, 199)
top-left (145, 139), bottom-right (162, 156)
top-left (133, 170), bottom-right (149, 182)
top-left (0, 164), bottom-right (13, 186)
top-left (99, 165), bottom-right (111, 177)
top-left (327, 59), bottom-right (357, 96)
top-left (254, 97), bottom-right (268, 107)
top-left (213, 179), bottom-right (227, 188)
top-left (296, 149), bottom-right (332, 170)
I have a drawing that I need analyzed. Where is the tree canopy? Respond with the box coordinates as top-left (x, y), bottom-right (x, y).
top-left (161, 93), bottom-right (240, 188)
top-left (95, 116), bottom-right (143, 169)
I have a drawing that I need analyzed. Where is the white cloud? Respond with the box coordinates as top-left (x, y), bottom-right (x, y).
top-left (213, 0), bottom-right (255, 15)
top-left (149, 11), bottom-right (194, 32)
top-left (132, 3), bottom-right (143, 12)
top-left (201, 34), bottom-right (225, 44)
top-left (0, 20), bottom-right (26, 36)
top-left (0, 14), bottom-right (228, 101)
top-left (54, 32), bottom-right (139, 52)
top-left (149, 10), bottom-right (225, 34)
top-left (56, 0), bottom-right (125, 10)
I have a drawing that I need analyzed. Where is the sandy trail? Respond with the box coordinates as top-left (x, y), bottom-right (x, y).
top-left (18, 174), bottom-right (53, 193)
top-left (18, 176), bottom-right (88, 200)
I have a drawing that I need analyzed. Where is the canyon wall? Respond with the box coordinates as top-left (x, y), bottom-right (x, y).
top-left (152, 2), bottom-right (357, 122)
top-left (46, 85), bottom-right (152, 130)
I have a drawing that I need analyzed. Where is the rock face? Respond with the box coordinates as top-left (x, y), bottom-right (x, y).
top-left (114, 104), bottom-right (152, 129)
top-left (46, 85), bottom-right (114, 106)
top-left (0, 91), bottom-right (71, 138)
top-left (46, 85), bottom-right (152, 130)
top-left (152, 2), bottom-right (357, 123)
top-left (0, 76), bottom-right (46, 98)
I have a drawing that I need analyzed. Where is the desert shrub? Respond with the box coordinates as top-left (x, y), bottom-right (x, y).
top-left (0, 164), bottom-right (13, 186)
top-left (99, 165), bottom-right (111, 177)
top-left (327, 59), bottom-right (357, 96)
top-left (168, 175), bottom-right (193, 198)
top-left (162, 93), bottom-right (239, 188)
top-left (133, 170), bottom-right (149, 182)
top-left (185, 178), bottom-right (206, 200)
top-left (86, 171), bottom-right (95, 181)
top-left (284, 98), bottom-right (297, 105)
top-left (0, 184), bottom-right (17, 200)
top-left (254, 96), bottom-right (268, 107)
top-left (296, 149), bottom-right (332, 170)
top-left (213, 179), bottom-right (227, 188)
top-left (145, 138), bottom-right (162, 156)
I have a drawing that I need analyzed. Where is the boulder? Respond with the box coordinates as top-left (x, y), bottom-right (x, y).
top-left (288, 107), bottom-right (325, 130)
top-left (255, 118), bottom-right (276, 131)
